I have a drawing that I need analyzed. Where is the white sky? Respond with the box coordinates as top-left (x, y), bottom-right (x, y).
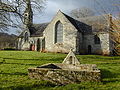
top-left (33, 0), bottom-right (120, 23)
top-left (33, 0), bottom-right (95, 23)
top-left (8, 0), bottom-right (120, 34)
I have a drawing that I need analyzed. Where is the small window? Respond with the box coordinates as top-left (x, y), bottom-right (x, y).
top-left (94, 35), bottom-right (100, 44)
top-left (24, 13), bottom-right (28, 17)
top-left (69, 56), bottom-right (73, 64)
top-left (25, 32), bottom-right (29, 42)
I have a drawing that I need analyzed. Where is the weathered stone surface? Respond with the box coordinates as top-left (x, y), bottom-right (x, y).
top-left (43, 10), bottom-right (112, 55)
top-left (62, 49), bottom-right (80, 65)
top-left (28, 50), bottom-right (101, 85)
top-left (28, 67), bottom-right (101, 85)
top-left (17, 33), bottom-right (45, 51)
top-left (18, 10), bottom-right (113, 55)
top-left (43, 10), bottom-right (79, 54)
top-left (82, 33), bottom-right (111, 55)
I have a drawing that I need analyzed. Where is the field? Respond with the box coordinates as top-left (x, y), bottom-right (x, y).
top-left (0, 51), bottom-right (120, 90)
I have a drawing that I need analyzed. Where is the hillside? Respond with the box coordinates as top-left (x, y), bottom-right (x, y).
top-left (0, 32), bottom-right (17, 49)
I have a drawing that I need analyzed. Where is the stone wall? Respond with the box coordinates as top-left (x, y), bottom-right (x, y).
top-left (28, 50), bottom-right (101, 85)
top-left (43, 11), bottom-right (81, 54)
top-left (28, 68), bottom-right (101, 85)
top-left (17, 30), bottom-right (44, 51)
top-left (43, 10), bottom-right (111, 55)
top-left (18, 10), bottom-right (112, 55)
top-left (17, 31), bottom-right (30, 50)
top-left (82, 33), bottom-right (110, 55)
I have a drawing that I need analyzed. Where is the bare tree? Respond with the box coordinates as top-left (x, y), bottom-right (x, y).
top-left (70, 7), bottom-right (95, 19)
top-left (94, 0), bottom-right (120, 55)
top-left (0, 0), bottom-right (46, 31)
top-left (0, 11), bottom-right (9, 31)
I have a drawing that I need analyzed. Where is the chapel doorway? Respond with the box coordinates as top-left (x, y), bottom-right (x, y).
top-left (88, 45), bottom-right (92, 54)
top-left (30, 44), bottom-right (35, 51)
top-left (37, 39), bottom-right (41, 51)
top-left (41, 38), bottom-right (45, 52)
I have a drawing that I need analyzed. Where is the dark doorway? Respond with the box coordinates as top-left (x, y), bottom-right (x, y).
top-left (88, 45), bottom-right (92, 54)
top-left (30, 44), bottom-right (32, 51)
top-left (30, 44), bottom-right (35, 51)
top-left (37, 39), bottom-right (41, 51)
top-left (42, 38), bottom-right (45, 52)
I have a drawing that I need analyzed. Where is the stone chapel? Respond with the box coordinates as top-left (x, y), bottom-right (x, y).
top-left (17, 1), bottom-right (114, 55)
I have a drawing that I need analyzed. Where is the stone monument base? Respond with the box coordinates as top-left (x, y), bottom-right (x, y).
top-left (28, 64), bottom-right (101, 85)
top-left (28, 50), bottom-right (101, 85)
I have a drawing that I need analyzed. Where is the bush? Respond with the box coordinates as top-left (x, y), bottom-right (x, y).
top-left (3, 47), bottom-right (16, 50)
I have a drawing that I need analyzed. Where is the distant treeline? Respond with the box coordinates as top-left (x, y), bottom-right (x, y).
top-left (0, 32), bottom-right (17, 50)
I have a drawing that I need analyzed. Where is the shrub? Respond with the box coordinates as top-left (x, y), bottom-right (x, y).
top-left (3, 47), bottom-right (16, 50)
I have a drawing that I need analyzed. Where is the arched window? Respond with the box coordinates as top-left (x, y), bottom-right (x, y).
top-left (94, 35), bottom-right (100, 44)
top-left (25, 32), bottom-right (28, 42)
top-left (55, 21), bottom-right (63, 43)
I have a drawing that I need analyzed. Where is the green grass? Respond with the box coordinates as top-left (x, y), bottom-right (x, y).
top-left (0, 51), bottom-right (120, 90)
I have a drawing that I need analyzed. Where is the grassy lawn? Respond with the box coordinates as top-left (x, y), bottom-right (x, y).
top-left (0, 51), bottom-right (120, 90)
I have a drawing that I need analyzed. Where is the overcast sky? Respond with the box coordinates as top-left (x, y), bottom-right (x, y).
top-left (34, 0), bottom-right (95, 23)
top-left (9, 0), bottom-right (120, 34)
top-left (33, 0), bottom-right (120, 23)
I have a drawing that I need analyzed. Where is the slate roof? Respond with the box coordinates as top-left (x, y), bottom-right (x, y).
top-left (18, 23), bottom-right (49, 38)
top-left (19, 12), bottom-right (110, 38)
top-left (30, 23), bottom-right (49, 37)
top-left (62, 13), bottom-right (82, 32)
top-left (77, 15), bottom-right (109, 34)
top-left (63, 12), bottom-right (109, 34)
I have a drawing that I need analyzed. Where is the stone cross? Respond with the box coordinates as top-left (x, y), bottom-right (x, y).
top-left (62, 49), bottom-right (80, 65)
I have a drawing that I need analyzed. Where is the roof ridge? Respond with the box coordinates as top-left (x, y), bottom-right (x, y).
top-left (61, 12), bottom-right (82, 32)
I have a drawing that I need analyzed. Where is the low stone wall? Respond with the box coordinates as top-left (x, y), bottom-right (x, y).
top-left (28, 68), bottom-right (101, 85)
